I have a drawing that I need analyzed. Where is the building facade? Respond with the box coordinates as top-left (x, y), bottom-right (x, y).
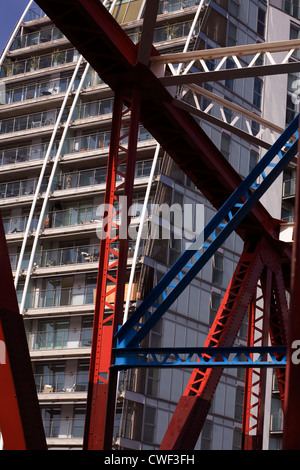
top-left (0, 0), bottom-right (297, 450)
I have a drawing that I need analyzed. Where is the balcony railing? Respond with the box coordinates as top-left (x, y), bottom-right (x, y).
top-left (1, 75), bottom-right (80, 106)
top-left (0, 47), bottom-right (79, 78)
top-left (0, 141), bottom-right (58, 166)
top-left (10, 26), bottom-right (65, 51)
top-left (3, 213), bottom-right (39, 235)
top-left (37, 243), bottom-right (100, 267)
top-left (158, 0), bottom-right (206, 14)
top-left (129, 18), bottom-right (199, 44)
top-left (31, 326), bottom-right (93, 349)
top-left (43, 417), bottom-right (85, 439)
top-left (35, 372), bottom-right (89, 393)
top-left (30, 285), bottom-right (95, 309)
top-left (0, 107), bottom-right (69, 135)
top-left (24, 4), bottom-right (47, 22)
top-left (41, 205), bottom-right (99, 229)
top-left (0, 177), bottom-right (48, 199)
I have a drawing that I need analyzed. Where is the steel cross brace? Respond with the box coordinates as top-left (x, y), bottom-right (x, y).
top-left (116, 114), bottom-right (299, 350)
top-left (160, 237), bottom-right (289, 450)
top-left (112, 346), bottom-right (287, 369)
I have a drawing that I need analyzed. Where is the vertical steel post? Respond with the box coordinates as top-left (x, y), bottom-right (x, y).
top-left (282, 121), bottom-right (300, 450)
top-left (0, 212), bottom-right (46, 450)
top-left (242, 271), bottom-right (271, 450)
top-left (83, 88), bottom-right (141, 450)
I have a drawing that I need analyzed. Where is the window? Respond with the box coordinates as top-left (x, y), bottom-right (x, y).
top-left (143, 406), bottom-right (156, 443)
top-left (41, 406), bottom-right (61, 438)
top-left (227, 22), bottom-right (237, 47)
top-left (257, 7), bottom-right (266, 38)
top-left (234, 387), bottom-right (244, 421)
top-left (253, 78), bottom-right (263, 109)
top-left (36, 319), bottom-right (70, 350)
top-left (212, 253), bottom-right (224, 286)
top-left (283, 0), bottom-right (300, 20)
top-left (229, 0), bottom-right (240, 17)
top-left (220, 133), bottom-right (231, 161)
top-left (209, 293), bottom-right (221, 326)
top-left (34, 362), bottom-right (65, 393)
top-left (232, 428), bottom-right (242, 450)
top-left (249, 149), bottom-right (259, 173)
top-left (201, 421), bottom-right (213, 450)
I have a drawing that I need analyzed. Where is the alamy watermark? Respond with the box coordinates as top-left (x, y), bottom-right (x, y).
top-left (95, 196), bottom-right (205, 251)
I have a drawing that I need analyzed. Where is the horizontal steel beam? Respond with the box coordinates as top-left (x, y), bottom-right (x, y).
top-left (113, 346), bottom-right (287, 369)
top-left (150, 38), bottom-right (300, 64)
top-left (160, 62), bottom-right (300, 86)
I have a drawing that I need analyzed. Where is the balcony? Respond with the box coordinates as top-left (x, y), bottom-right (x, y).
top-left (30, 326), bottom-right (92, 350)
top-left (1, 76), bottom-right (80, 107)
top-left (159, 0), bottom-right (207, 14)
top-left (0, 176), bottom-right (48, 201)
top-left (10, 26), bottom-right (65, 52)
top-left (0, 48), bottom-right (79, 79)
top-left (29, 285), bottom-right (95, 309)
top-left (282, 178), bottom-right (296, 198)
top-left (0, 142), bottom-right (57, 167)
top-left (24, 4), bottom-right (48, 22)
top-left (0, 107), bottom-right (69, 137)
top-left (43, 417), bottom-right (85, 441)
top-left (35, 371), bottom-right (88, 395)
top-left (129, 18), bottom-right (200, 45)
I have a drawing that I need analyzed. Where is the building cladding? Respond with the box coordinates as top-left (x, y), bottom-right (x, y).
top-left (0, 0), bottom-right (297, 450)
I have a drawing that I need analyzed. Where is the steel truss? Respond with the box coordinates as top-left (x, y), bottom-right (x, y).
top-left (1, 0), bottom-right (299, 451)
top-left (84, 88), bottom-right (142, 450)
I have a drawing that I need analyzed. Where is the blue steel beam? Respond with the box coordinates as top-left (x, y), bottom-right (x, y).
top-left (113, 346), bottom-right (287, 369)
top-left (116, 114), bottom-right (299, 349)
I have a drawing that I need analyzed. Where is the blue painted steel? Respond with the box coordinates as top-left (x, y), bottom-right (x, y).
top-left (116, 114), bottom-right (299, 349)
top-left (113, 346), bottom-right (287, 369)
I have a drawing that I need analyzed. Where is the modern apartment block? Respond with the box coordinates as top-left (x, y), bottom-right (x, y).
top-left (0, 0), bottom-right (297, 450)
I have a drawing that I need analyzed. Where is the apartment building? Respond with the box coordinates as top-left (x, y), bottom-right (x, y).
top-left (0, 0), bottom-right (297, 450)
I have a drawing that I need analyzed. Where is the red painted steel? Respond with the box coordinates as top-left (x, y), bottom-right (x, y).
top-left (83, 89), bottom-right (141, 450)
top-left (160, 238), bottom-right (289, 450)
top-left (241, 272), bottom-right (271, 450)
top-left (32, 0), bottom-right (293, 450)
top-left (160, 239), bottom-right (265, 450)
top-left (0, 212), bottom-right (47, 450)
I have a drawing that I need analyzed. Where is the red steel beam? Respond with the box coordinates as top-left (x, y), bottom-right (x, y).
top-left (241, 271), bottom-right (271, 450)
top-left (0, 212), bottom-right (47, 450)
top-left (83, 88), bottom-right (141, 450)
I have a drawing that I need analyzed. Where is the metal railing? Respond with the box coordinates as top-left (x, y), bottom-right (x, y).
top-left (35, 372), bottom-right (89, 393)
top-left (43, 417), bottom-right (85, 439)
top-left (0, 176), bottom-right (48, 199)
top-left (0, 142), bottom-right (58, 166)
top-left (10, 26), bottom-right (65, 51)
top-left (30, 285), bottom-right (95, 309)
top-left (3, 214), bottom-right (39, 234)
top-left (0, 107), bottom-right (69, 135)
top-left (0, 47), bottom-right (79, 78)
top-left (31, 327), bottom-right (93, 350)
top-left (2, 75), bottom-right (79, 106)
